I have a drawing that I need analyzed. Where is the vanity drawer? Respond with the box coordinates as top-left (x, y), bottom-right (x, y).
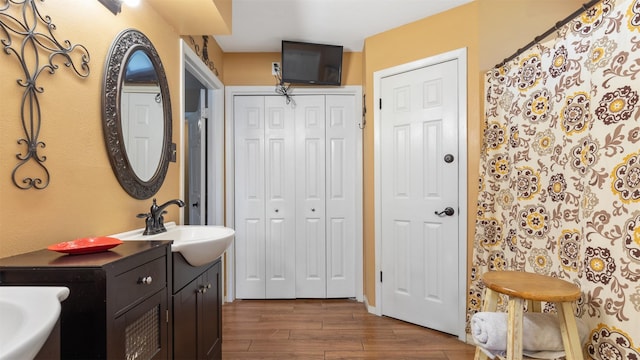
top-left (114, 256), bottom-right (166, 314)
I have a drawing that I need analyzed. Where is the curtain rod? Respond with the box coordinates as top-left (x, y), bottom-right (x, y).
top-left (495, 0), bottom-right (602, 68)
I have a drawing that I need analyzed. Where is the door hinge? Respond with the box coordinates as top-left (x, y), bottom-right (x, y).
top-left (166, 309), bottom-right (169, 323)
top-left (380, 271), bottom-right (383, 283)
top-left (379, 98), bottom-right (382, 109)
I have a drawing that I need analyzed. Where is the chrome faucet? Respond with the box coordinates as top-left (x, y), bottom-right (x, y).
top-left (137, 198), bottom-right (185, 235)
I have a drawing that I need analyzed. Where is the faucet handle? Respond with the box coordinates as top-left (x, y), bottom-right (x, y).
top-left (137, 212), bottom-right (151, 219)
top-left (157, 210), bottom-right (168, 225)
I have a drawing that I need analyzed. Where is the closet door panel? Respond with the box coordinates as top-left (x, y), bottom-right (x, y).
top-left (325, 95), bottom-right (357, 297)
top-left (235, 93), bottom-right (359, 300)
top-left (234, 96), bottom-right (266, 299)
top-left (295, 96), bottom-right (327, 298)
top-left (265, 96), bottom-right (296, 298)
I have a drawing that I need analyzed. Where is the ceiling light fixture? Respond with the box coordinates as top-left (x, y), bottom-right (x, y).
top-left (98, 0), bottom-right (121, 14)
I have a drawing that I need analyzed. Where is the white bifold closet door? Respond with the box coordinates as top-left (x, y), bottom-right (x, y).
top-left (234, 94), bottom-right (356, 299)
top-left (294, 95), bottom-right (356, 298)
top-left (234, 95), bottom-right (296, 299)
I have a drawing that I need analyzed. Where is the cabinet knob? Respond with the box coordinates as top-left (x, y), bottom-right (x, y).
top-left (140, 276), bottom-right (153, 285)
top-left (311, 208), bottom-right (315, 212)
top-left (275, 209), bottom-right (279, 213)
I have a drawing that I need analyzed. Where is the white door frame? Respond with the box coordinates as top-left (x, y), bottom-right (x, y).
top-left (180, 41), bottom-right (225, 226)
top-left (180, 40), bottom-right (226, 289)
top-left (373, 48), bottom-right (468, 340)
top-left (225, 85), bottom-right (364, 303)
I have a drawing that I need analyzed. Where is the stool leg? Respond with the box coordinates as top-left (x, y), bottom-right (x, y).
top-left (506, 297), bottom-right (524, 360)
top-left (556, 302), bottom-right (584, 360)
top-left (474, 288), bottom-right (499, 360)
top-left (526, 299), bottom-right (541, 313)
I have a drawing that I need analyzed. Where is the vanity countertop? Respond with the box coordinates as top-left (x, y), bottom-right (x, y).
top-left (0, 240), bottom-right (171, 269)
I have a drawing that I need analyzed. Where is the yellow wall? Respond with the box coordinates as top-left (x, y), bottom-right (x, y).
top-left (223, 52), bottom-right (362, 85)
top-left (0, 1), bottom-right (182, 257)
top-left (478, 0), bottom-right (585, 71)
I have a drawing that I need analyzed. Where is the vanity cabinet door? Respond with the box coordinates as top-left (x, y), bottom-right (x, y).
top-left (173, 276), bottom-right (199, 359)
top-left (198, 261), bottom-right (221, 360)
top-left (172, 259), bottom-right (221, 360)
top-left (113, 289), bottom-right (168, 360)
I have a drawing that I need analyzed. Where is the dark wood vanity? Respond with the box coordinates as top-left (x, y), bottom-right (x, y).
top-left (0, 240), bottom-right (222, 360)
top-left (172, 252), bottom-right (222, 359)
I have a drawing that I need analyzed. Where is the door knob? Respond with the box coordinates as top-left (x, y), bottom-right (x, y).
top-left (435, 207), bottom-right (455, 216)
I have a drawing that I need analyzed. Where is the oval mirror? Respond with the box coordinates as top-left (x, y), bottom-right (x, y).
top-left (102, 29), bottom-right (172, 199)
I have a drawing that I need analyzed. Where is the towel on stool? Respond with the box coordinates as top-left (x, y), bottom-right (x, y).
top-left (471, 312), bottom-right (588, 359)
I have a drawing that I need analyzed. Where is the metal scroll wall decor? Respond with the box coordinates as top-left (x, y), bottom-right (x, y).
top-left (1, 0), bottom-right (90, 190)
top-left (188, 35), bottom-right (218, 76)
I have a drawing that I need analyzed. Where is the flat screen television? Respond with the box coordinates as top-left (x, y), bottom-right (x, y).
top-left (281, 40), bottom-right (343, 86)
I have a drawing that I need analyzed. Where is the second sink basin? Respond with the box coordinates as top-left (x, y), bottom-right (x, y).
top-left (0, 286), bottom-right (69, 360)
top-left (112, 223), bottom-right (234, 267)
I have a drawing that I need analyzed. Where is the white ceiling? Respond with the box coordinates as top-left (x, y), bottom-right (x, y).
top-left (214, 0), bottom-right (474, 52)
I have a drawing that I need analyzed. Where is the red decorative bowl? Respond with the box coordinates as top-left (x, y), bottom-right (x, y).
top-left (47, 236), bottom-right (123, 255)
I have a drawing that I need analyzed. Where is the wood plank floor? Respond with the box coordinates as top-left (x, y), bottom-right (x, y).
top-left (222, 298), bottom-right (476, 359)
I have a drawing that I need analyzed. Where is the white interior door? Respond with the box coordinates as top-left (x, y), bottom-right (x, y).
top-left (234, 92), bottom-right (359, 300)
top-left (234, 96), bottom-right (296, 299)
top-left (264, 96), bottom-right (296, 298)
top-left (121, 89), bottom-right (163, 181)
top-left (187, 89), bottom-right (206, 225)
top-left (295, 95), bottom-right (327, 298)
top-left (380, 59), bottom-right (460, 335)
top-left (295, 94), bottom-right (357, 298)
top-left (234, 96), bottom-right (267, 299)
top-left (324, 95), bottom-right (357, 298)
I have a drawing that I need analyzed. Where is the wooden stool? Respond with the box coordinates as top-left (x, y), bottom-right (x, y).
top-left (474, 271), bottom-right (584, 360)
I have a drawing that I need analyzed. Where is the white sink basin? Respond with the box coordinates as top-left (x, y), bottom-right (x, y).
top-left (0, 286), bottom-right (69, 360)
top-left (112, 222), bottom-right (234, 267)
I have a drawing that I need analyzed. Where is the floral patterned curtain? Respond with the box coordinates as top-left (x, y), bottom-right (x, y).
top-left (469, 0), bottom-right (640, 358)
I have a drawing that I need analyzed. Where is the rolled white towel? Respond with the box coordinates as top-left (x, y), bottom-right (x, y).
top-left (471, 311), bottom-right (588, 353)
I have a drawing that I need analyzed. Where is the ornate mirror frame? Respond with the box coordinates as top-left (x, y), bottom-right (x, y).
top-left (102, 29), bottom-right (172, 199)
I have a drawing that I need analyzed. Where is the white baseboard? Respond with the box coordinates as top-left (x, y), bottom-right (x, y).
top-left (363, 294), bottom-right (379, 314)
